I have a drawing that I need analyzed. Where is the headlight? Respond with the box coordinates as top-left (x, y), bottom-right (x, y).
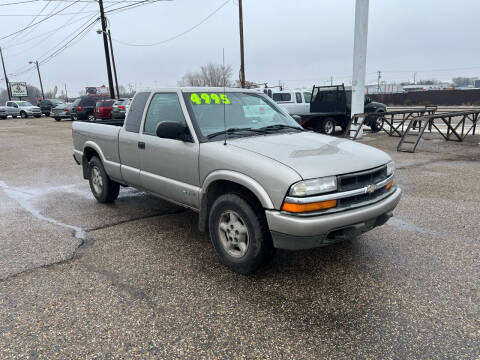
top-left (289, 176), bottom-right (337, 197)
top-left (387, 161), bottom-right (395, 176)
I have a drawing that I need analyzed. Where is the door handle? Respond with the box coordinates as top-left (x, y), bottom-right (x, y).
top-left (138, 141), bottom-right (145, 149)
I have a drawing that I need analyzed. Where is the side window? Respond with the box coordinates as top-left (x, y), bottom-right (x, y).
top-left (143, 93), bottom-right (186, 136)
top-left (125, 92), bottom-right (150, 133)
top-left (295, 92), bottom-right (302, 103)
top-left (303, 92), bottom-right (312, 103)
top-left (7, 102), bottom-right (12, 107)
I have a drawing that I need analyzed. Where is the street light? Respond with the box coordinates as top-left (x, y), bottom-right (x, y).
top-left (97, 28), bottom-right (120, 99)
top-left (29, 60), bottom-right (45, 100)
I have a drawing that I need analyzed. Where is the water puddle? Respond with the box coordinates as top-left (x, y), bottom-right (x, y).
top-left (0, 180), bottom-right (87, 241)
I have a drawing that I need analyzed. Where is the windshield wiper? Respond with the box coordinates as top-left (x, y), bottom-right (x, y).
top-left (257, 124), bottom-right (304, 132)
top-left (207, 127), bottom-right (264, 139)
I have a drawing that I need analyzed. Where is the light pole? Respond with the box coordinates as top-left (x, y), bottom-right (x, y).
top-left (29, 60), bottom-right (45, 100)
top-left (97, 28), bottom-right (120, 99)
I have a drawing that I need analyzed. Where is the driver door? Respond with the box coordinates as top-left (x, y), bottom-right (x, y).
top-left (139, 92), bottom-right (200, 209)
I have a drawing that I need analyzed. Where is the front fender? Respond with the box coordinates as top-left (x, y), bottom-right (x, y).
top-left (201, 170), bottom-right (274, 209)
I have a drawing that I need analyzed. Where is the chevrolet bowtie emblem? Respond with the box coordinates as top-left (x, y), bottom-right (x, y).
top-left (366, 184), bottom-right (377, 194)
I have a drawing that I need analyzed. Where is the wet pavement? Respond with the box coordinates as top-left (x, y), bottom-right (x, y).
top-left (0, 117), bottom-right (479, 359)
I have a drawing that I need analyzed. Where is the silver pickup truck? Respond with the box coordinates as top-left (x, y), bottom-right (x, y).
top-left (72, 87), bottom-right (401, 273)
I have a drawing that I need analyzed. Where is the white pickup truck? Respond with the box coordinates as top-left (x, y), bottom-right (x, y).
top-left (72, 87), bottom-right (401, 273)
top-left (3, 101), bottom-right (41, 118)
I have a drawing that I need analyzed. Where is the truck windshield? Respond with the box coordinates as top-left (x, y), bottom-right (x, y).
top-left (184, 92), bottom-right (301, 139)
top-left (16, 101), bottom-right (32, 106)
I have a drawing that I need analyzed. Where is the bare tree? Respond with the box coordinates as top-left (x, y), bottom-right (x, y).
top-left (452, 77), bottom-right (477, 87)
top-left (179, 62), bottom-right (233, 87)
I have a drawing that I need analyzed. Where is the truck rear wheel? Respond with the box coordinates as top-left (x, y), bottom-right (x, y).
top-left (208, 193), bottom-right (273, 274)
top-left (88, 156), bottom-right (120, 203)
top-left (315, 117), bottom-right (336, 135)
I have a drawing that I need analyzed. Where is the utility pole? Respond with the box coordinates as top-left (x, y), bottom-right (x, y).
top-left (107, 29), bottom-right (120, 99)
top-left (413, 72), bottom-right (416, 84)
top-left (98, 0), bottom-right (115, 99)
top-left (377, 70), bottom-right (381, 92)
top-left (330, 76), bottom-right (333, 85)
top-left (64, 83), bottom-right (68, 102)
top-left (238, 0), bottom-right (246, 88)
top-left (30, 61), bottom-right (44, 99)
top-left (0, 47), bottom-right (11, 101)
top-left (350, 0), bottom-right (369, 139)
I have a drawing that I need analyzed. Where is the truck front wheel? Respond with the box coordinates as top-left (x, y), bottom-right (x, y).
top-left (371, 112), bottom-right (385, 132)
top-left (88, 156), bottom-right (120, 203)
top-left (208, 193), bottom-right (273, 274)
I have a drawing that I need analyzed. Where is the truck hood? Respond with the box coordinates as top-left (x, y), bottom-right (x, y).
top-left (229, 132), bottom-right (391, 179)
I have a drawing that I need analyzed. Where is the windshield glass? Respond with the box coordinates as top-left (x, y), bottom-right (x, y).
top-left (184, 92), bottom-right (300, 139)
top-left (16, 101), bottom-right (32, 106)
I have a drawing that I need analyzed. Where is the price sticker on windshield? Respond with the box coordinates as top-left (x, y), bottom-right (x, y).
top-left (190, 93), bottom-right (231, 105)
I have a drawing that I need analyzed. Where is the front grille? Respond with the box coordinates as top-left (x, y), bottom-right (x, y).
top-left (337, 165), bottom-right (389, 209)
top-left (337, 165), bottom-right (387, 192)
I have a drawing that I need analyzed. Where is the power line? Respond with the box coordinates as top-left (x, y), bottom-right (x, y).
top-left (105, 0), bottom-right (172, 15)
top-left (0, 0), bottom-right (41, 6)
top-left (0, 0), bottom-right (80, 41)
top-left (112, 0), bottom-right (230, 47)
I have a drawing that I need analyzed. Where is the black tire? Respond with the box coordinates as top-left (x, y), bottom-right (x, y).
top-left (20, 111), bottom-right (27, 118)
top-left (371, 112), bottom-right (385, 132)
top-left (45, 112), bottom-right (50, 117)
top-left (315, 117), bottom-right (336, 135)
top-left (88, 156), bottom-right (120, 203)
top-left (0, 116), bottom-right (6, 120)
top-left (54, 118), bottom-right (61, 122)
top-left (34, 115), bottom-right (41, 118)
top-left (88, 113), bottom-right (96, 122)
top-left (208, 193), bottom-right (274, 274)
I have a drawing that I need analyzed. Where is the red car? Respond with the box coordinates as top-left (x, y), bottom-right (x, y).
top-left (93, 99), bottom-right (115, 120)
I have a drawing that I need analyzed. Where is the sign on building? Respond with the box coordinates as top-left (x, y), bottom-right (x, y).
top-left (10, 82), bottom-right (28, 97)
top-left (85, 86), bottom-right (109, 96)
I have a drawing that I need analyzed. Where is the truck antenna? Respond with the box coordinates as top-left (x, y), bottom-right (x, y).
top-left (223, 48), bottom-right (227, 146)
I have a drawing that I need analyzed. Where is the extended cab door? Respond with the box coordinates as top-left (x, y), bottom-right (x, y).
top-left (118, 92), bottom-right (151, 187)
top-left (138, 92), bottom-right (200, 209)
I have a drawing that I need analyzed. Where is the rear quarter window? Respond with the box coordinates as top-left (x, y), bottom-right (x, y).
top-left (272, 93), bottom-right (292, 102)
top-left (125, 92), bottom-right (151, 133)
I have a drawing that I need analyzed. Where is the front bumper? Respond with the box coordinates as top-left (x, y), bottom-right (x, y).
top-left (266, 187), bottom-right (402, 250)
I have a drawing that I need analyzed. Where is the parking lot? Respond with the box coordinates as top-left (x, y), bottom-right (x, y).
top-left (0, 117), bottom-right (479, 359)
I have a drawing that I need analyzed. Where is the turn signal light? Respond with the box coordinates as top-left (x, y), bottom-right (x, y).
top-left (282, 199), bottom-right (337, 213)
top-left (385, 180), bottom-right (393, 190)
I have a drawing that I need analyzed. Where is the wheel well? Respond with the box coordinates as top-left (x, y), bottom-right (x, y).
top-left (198, 180), bottom-right (264, 233)
top-left (82, 147), bottom-right (100, 179)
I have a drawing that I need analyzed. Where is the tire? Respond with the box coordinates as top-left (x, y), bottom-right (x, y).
top-left (20, 111), bottom-right (27, 118)
top-left (371, 112), bottom-right (385, 132)
top-left (208, 193), bottom-right (274, 274)
top-left (88, 113), bottom-right (95, 122)
top-left (54, 117), bottom-right (61, 122)
top-left (315, 117), bottom-right (336, 135)
top-left (0, 116), bottom-right (6, 120)
top-left (45, 112), bottom-right (50, 117)
top-left (88, 156), bottom-right (120, 203)
top-left (34, 115), bottom-right (41, 118)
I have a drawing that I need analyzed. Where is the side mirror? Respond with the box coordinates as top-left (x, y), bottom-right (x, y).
top-left (156, 121), bottom-right (189, 141)
top-left (365, 96), bottom-right (372, 104)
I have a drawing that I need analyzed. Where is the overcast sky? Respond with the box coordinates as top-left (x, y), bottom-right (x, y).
top-left (1, 0), bottom-right (480, 95)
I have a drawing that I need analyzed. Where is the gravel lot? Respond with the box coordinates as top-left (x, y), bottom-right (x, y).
top-left (0, 117), bottom-right (479, 359)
